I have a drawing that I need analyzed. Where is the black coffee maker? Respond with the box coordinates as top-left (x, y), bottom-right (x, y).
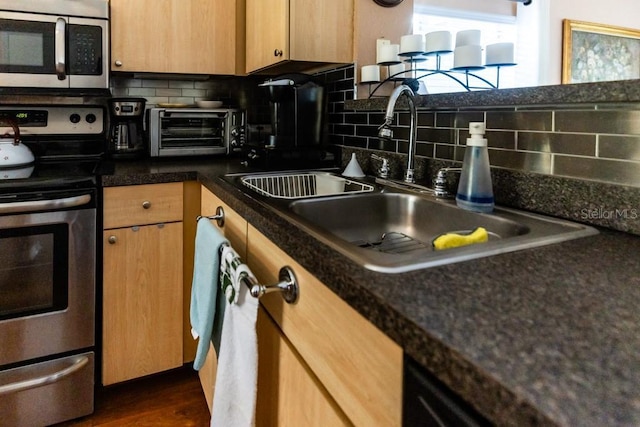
top-left (247, 74), bottom-right (332, 169)
top-left (108, 98), bottom-right (146, 158)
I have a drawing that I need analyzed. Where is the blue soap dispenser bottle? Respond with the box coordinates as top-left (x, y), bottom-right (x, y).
top-left (456, 122), bottom-right (494, 213)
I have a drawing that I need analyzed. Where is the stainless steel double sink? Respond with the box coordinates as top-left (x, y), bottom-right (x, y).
top-left (222, 170), bottom-right (598, 273)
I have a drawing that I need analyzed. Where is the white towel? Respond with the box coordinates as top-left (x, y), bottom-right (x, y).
top-left (211, 247), bottom-right (260, 427)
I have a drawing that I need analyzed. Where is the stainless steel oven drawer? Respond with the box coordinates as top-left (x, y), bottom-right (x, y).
top-left (0, 352), bottom-right (94, 427)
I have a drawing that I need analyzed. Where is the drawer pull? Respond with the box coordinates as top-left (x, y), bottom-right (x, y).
top-left (196, 206), bottom-right (225, 228)
top-left (0, 355), bottom-right (89, 396)
top-left (241, 266), bottom-right (299, 304)
top-left (142, 200), bottom-right (151, 209)
top-left (108, 235), bottom-right (117, 244)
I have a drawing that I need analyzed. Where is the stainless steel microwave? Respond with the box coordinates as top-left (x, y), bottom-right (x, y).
top-left (148, 108), bottom-right (246, 157)
top-left (0, 0), bottom-right (109, 89)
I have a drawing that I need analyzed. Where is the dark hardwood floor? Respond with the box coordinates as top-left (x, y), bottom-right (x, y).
top-left (53, 366), bottom-right (211, 427)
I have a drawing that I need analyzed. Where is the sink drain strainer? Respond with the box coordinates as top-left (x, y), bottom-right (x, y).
top-left (351, 232), bottom-right (430, 254)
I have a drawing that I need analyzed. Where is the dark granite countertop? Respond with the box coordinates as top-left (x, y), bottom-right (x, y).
top-left (345, 79), bottom-right (640, 110)
top-left (102, 158), bottom-right (640, 427)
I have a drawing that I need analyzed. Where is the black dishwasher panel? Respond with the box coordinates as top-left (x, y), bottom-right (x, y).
top-left (403, 354), bottom-right (492, 427)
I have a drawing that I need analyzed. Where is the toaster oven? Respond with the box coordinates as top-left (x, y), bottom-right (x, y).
top-left (148, 108), bottom-right (245, 157)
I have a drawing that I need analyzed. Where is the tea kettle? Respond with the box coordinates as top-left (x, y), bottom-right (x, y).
top-left (0, 118), bottom-right (35, 168)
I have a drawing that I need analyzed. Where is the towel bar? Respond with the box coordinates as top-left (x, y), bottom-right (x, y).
top-left (196, 206), bottom-right (225, 227)
top-left (239, 266), bottom-right (299, 304)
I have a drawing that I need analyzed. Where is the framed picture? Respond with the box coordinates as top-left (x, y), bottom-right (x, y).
top-left (562, 19), bottom-right (640, 84)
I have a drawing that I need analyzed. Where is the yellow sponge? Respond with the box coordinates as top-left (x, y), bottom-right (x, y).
top-left (432, 227), bottom-right (489, 250)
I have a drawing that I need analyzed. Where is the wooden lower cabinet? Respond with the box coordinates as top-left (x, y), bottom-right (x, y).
top-left (195, 188), bottom-right (402, 426)
top-left (256, 306), bottom-right (351, 426)
top-left (197, 187), bottom-right (249, 412)
top-left (102, 222), bottom-right (183, 386)
top-left (247, 224), bottom-right (403, 427)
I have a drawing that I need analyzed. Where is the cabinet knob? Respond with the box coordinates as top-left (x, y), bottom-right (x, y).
top-left (274, 49), bottom-right (283, 57)
top-left (114, 60), bottom-right (123, 67)
top-left (108, 235), bottom-right (117, 244)
top-left (142, 200), bottom-right (151, 209)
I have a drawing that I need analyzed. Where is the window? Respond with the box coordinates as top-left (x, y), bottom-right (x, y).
top-left (412, 7), bottom-right (535, 94)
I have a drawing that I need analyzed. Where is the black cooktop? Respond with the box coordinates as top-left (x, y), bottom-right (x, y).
top-left (0, 158), bottom-right (100, 193)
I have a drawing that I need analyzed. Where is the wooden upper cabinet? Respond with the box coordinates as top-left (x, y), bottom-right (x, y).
top-left (245, 0), bottom-right (354, 73)
top-left (110, 0), bottom-right (244, 75)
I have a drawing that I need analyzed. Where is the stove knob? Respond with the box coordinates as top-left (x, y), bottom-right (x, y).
top-left (86, 113), bottom-right (97, 124)
top-left (70, 113), bottom-right (81, 124)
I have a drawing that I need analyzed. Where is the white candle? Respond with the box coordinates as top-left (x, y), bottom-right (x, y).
top-left (377, 44), bottom-right (400, 64)
top-left (400, 34), bottom-right (425, 54)
top-left (455, 29), bottom-right (481, 47)
top-left (361, 65), bottom-right (380, 83)
top-left (453, 45), bottom-right (484, 70)
top-left (388, 63), bottom-right (406, 79)
top-left (424, 31), bottom-right (453, 55)
top-left (485, 42), bottom-right (515, 66)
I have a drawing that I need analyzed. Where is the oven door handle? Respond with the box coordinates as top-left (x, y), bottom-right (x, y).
top-left (0, 356), bottom-right (89, 396)
top-left (0, 194), bottom-right (91, 215)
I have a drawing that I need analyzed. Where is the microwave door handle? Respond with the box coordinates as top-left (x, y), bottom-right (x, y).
top-left (55, 18), bottom-right (67, 80)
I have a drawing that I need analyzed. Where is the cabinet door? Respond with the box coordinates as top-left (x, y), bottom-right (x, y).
top-left (245, 0), bottom-right (354, 73)
top-left (247, 224), bottom-right (402, 426)
top-left (245, 0), bottom-right (288, 72)
top-left (102, 222), bottom-right (183, 385)
top-left (289, 0), bottom-right (353, 64)
top-left (256, 306), bottom-right (350, 426)
top-left (110, 0), bottom-right (238, 74)
top-left (198, 186), bottom-right (249, 412)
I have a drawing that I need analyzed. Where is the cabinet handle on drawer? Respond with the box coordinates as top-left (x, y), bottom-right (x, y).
top-left (108, 235), bottom-right (117, 244)
top-left (240, 266), bottom-right (299, 304)
top-left (274, 49), bottom-right (283, 57)
top-left (142, 200), bottom-right (151, 209)
top-left (196, 206), bottom-right (224, 228)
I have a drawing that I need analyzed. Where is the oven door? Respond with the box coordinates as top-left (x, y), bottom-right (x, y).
top-left (0, 11), bottom-right (108, 89)
top-left (0, 189), bottom-right (96, 367)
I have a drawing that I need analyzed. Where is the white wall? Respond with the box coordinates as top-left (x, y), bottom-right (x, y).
top-left (545, 0), bottom-right (640, 84)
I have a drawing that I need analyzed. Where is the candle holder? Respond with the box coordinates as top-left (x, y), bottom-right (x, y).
top-left (366, 54), bottom-right (516, 98)
top-left (366, 32), bottom-right (516, 98)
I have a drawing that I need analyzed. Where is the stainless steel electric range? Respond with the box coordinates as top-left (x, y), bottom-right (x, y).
top-left (0, 101), bottom-right (106, 427)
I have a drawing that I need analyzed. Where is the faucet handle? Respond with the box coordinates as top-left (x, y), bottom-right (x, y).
top-left (433, 167), bottom-right (462, 198)
top-left (370, 154), bottom-right (389, 179)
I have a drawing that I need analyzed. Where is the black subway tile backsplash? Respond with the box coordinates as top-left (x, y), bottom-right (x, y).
top-left (598, 135), bottom-right (640, 161)
top-left (555, 110), bottom-right (640, 134)
top-left (517, 132), bottom-right (596, 156)
top-left (321, 65), bottom-right (640, 187)
top-left (435, 111), bottom-right (485, 128)
top-left (486, 111), bottom-right (553, 131)
top-left (489, 150), bottom-right (552, 174)
top-left (553, 155), bottom-right (640, 185)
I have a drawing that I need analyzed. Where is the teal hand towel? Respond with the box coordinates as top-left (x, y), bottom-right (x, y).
top-left (190, 218), bottom-right (228, 371)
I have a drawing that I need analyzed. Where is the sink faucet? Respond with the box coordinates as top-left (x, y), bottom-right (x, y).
top-left (378, 84), bottom-right (418, 184)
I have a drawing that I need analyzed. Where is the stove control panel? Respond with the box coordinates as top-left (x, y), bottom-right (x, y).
top-left (0, 106), bottom-right (104, 135)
